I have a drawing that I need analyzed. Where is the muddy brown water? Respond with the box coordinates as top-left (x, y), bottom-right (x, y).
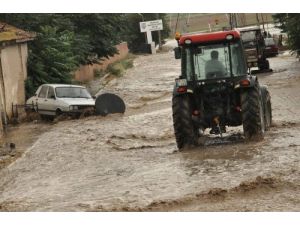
top-left (0, 52), bottom-right (300, 211)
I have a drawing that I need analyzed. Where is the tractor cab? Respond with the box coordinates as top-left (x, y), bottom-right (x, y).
top-left (174, 30), bottom-right (248, 85)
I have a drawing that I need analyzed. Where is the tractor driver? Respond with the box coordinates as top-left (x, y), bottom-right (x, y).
top-left (205, 50), bottom-right (226, 78)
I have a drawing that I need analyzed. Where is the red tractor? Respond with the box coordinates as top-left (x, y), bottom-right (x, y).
top-left (172, 30), bottom-right (272, 150)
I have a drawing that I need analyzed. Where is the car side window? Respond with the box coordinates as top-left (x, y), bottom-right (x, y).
top-left (38, 86), bottom-right (48, 98)
top-left (47, 87), bottom-right (55, 99)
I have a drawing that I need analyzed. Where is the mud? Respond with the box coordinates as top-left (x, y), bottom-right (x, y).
top-left (0, 50), bottom-right (300, 211)
top-left (0, 122), bottom-right (50, 170)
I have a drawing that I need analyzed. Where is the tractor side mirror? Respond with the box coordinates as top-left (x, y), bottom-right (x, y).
top-left (194, 47), bottom-right (204, 55)
top-left (174, 47), bottom-right (181, 59)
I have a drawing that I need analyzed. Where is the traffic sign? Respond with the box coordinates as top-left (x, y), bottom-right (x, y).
top-left (140, 19), bottom-right (163, 32)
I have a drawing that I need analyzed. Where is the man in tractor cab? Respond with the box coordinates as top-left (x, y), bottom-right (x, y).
top-left (205, 50), bottom-right (226, 78)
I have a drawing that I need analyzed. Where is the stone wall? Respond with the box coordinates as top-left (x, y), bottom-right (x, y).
top-left (74, 42), bottom-right (129, 82)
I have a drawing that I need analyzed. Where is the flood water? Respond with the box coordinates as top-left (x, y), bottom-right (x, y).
top-left (0, 50), bottom-right (299, 211)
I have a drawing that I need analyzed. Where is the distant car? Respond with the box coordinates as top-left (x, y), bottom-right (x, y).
top-left (26, 84), bottom-right (95, 119)
top-left (264, 38), bottom-right (279, 57)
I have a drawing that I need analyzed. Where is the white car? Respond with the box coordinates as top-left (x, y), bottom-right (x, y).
top-left (26, 84), bottom-right (95, 118)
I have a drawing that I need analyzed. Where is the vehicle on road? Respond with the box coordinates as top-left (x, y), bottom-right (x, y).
top-left (238, 26), bottom-right (270, 71)
top-left (172, 30), bottom-right (272, 150)
top-left (264, 37), bottom-right (279, 57)
top-left (26, 84), bottom-right (95, 119)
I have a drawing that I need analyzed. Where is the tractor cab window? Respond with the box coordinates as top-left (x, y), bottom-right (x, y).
top-left (186, 43), bottom-right (231, 80)
top-left (184, 41), bottom-right (247, 81)
top-left (230, 42), bottom-right (247, 76)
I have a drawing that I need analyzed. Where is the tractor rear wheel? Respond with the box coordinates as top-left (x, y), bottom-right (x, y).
top-left (241, 84), bottom-right (265, 140)
top-left (172, 94), bottom-right (198, 150)
top-left (261, 86), bottom-right (272, 130)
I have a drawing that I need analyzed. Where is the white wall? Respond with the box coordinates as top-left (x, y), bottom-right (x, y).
top-left (0, 43), bottom-right (28, 119)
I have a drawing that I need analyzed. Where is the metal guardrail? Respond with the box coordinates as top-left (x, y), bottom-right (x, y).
top-left (11, 102), bottom-right (38, 119)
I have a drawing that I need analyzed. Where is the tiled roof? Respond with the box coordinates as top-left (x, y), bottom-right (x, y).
top-left (0, 22), bottom-right (35, 43)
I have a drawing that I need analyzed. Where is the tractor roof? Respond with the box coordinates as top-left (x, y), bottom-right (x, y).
top-left (179, 30), bottom-right (240, 46)
top-left (237, 26), bottom-right (261, 32)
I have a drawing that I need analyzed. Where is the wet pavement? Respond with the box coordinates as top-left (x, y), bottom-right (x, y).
top-left (0, 51), bottom-right (299, 211)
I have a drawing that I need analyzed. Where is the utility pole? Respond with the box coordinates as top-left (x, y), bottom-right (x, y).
top-left (256, 13), bottom-right (260, 26)
top-left (169, 14), bottom-right (172, 34)
top-left (261, 13), bottom-right (265, 32)
top-left (229, 13), bottom-right (238, 29)
top-left (156, 13), bottom-right (162, 50)
top-left (138, 13), bottom-right (148, 44)
top-left (234, 14), bottom-right (238, 28)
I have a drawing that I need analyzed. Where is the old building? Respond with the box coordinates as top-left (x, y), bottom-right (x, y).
top-left (0, 22), bottom-right (35, 136)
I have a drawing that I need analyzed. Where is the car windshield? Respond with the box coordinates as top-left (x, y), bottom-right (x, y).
top-left (184, 42), bottom-right (247, 81)
top-left (55, 87), bottom-right (92, 98)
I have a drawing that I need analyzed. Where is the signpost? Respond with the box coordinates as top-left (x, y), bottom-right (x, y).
top-left (139, 19), bottom-right (163, 54)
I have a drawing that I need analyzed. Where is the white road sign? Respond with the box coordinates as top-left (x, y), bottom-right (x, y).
top-left (140, 19), bottom-right (163, 32)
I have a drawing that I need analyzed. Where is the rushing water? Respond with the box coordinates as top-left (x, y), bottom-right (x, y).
top-left (0, 52), bottom-right (299, 211)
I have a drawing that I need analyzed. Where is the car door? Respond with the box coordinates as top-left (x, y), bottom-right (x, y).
top-left (36, 85), bottom-right (49, 115)
top-left (43, 86), bottom-right (57, 115)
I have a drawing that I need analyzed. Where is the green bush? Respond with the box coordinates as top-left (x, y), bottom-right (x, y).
top-left (121, 59), bottom-right (134, 69)
top-left (106, 56), bottom-right (134, 77)
top-left (106, 63), bottom-right (123, 77)
top-left (93, 68), bottom-right (105, 78)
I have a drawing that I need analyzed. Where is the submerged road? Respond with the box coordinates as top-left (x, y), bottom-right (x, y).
top-left (0, 49), bottom-right (299, 211)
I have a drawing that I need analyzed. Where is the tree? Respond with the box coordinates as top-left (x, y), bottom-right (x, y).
top-left (25, 26), bottom-right (77, 97)
top-left (0, 13), bottom-right (170, 96)
top-left (273, 14), bottom-right (300, 54)
top-left (121, 13), bottom-right (170, 52)
top-left (0, 14), bottom-right (124, 64)
top-left (0, 13), bottom-right (125, 96)
top-left (272, 13), bottom-right (288, 32)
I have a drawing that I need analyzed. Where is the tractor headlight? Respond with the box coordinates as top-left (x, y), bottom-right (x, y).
top-left (226, 34), bottom-right (234, 40)
top-left (184, 39), bottom-right (192, 45)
